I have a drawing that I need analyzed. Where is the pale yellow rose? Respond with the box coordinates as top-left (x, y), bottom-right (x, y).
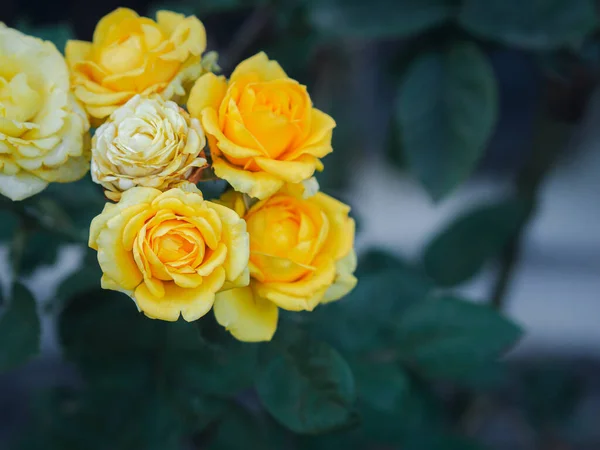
top-left (0, 24), bottom-right (90, 201)
top-left (187, 52), bottom-right (335, 200)
top-left (213, 184), bottom-right (357, 342)
top-left (91, 95), bottom-right (207, 201)
top-left (89, 184), bottom-right (250, 322)
top-left (66, 8), bottom-right (207, 123)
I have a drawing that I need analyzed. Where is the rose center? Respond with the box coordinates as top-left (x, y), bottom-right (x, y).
top-left (254, 89), bottom-right (297, 119)
top-left (98, 34), bottom-right (145, 74)
top-left (148, 219), bottom-right (206, 269)
top-left (0, 73), bottom-right (41, 123)
top-left (0, 73), bottom-right (42, 138)
top-left (246, 199), bottom-right (317, 268)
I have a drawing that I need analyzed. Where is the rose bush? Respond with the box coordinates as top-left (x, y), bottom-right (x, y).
top-left (0, 24), bottom-right (90, 201)
top-left (66, 8), bottom-right (207, 123)
top-left (88, 184), bottom-right (249, 321)
top-left (188, 52), bottom-right (336, 200)
top-left (213, 183), bottom-right (357, 342)
top-left (91, 95), bottom-right (206, 201)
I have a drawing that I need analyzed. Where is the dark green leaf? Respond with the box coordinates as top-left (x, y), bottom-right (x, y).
top-left (13, 231), bottom-right (63, 276)
top-left (0, 283), bottom-right (40, 371)
top-left (58, 289), bottom-right (242, 445)
top-left (311, 249), bottom-right (434, 352)
top-left (351, 360), bottom-right (410, 411)
top-left (19, 385), bottom-right (226, 450)
top-left (360, 376), bottom-right (444, 444)
top-left (396, 295), bottom-right (522, 379)
top-left (206, 404), bottom-right (270, 450)
top-left (193, 317), bottom-right (259, 396)
top-left (459, 0), bottom-right (597, 50)
top-left (53, 264), bottom-right (102, 314)
top-left (386, 117), bottom-right (407, 170)
top-left (0, 209), bottom-right (18, 242)
top-left (41, 176), bottom-right (105, 236)
top-left (396, 41), bottom-right (498, 201)
top-left (448, 360), bottom-right (509, 390)
top-left (309, 0), bottom-right (457, 40)
top-left (257, 340), bottom-right (357, 434)
top-left (423, 197), bottom-right (531, 286)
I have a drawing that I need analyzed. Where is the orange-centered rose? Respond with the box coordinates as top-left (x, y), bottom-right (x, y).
top-left (188, 52), bottom-right (336, 200)
top-left (89, 184), bottom-right (250, 322)
top-left (66, 8), bottom-right (207, 123)
top-left (212, 183), bottom-right (357, 342)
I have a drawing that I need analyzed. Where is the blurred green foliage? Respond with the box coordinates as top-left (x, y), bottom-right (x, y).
top-left (1, 0), bottom-right (599, 448)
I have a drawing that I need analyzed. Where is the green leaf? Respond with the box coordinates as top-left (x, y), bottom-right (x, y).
top-left (19, 386), bottom-right (229, 450)
top-left (0, 283), bottom-right (40, 371)
top-left (0, 209), bottom-right (18, 242)
top-left (206, 404), bottom-right (270, 450)
top-left (386, 118), bottom-right (407, 170)
top-left (12, 230), bottom-right (63, 276)
top-left (360, 377), bottom-right (444, 444)
top-left (41, 176), bottom-right (105, 237)
top-left (53, 264), bottom-right (102, 313)
top-left (193, 316), bottom-right (259, 396)
top-left (257, 340), bottom-right (357, 434)
top-left (396, 41), bottom-right (498, 201)
top-left (351, 360), bottom-right (411, 411)
top-left (310, 249), bottom-right (434, 352)
top-left (308, 0), bottom-right (457, 40)
top-left (396, 295), bottom-right (522, 379)
top-left (459, 0), bottom-right (597, 50)
top-left (58, 289), bottom-right (245, 446)
top-left (423, 197), bottom-right (531, 286)
top-left (448, 360), bottom-right (509, 390)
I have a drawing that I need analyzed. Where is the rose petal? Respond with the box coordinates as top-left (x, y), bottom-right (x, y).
top-left (212, 154), bottom-right (283, 200)
top-left (134, 266), bottom-right (225, 321)
top-left (214, 286), bottom-right (278, 342)
top-left (230, 52), bottom-right (287, 84)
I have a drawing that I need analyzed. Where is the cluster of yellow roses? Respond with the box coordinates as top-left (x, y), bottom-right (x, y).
top-left (0, 8), bottom-right (356, 341)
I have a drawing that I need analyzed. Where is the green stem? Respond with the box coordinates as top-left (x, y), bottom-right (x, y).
top-left (488, 116), bottom-right (569, 311)
top-left (461, 116), bottom-right (570, 436)
top-left (490, 234), bottom-right (521, 310)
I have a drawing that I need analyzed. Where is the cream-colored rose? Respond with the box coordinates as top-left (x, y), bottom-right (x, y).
top-left (0, 24), bottom-right (90, 201)
top-left (91, 95), bottom-right (207, 201)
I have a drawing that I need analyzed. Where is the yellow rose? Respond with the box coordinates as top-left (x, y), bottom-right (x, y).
top-left (66, 8), bottom-right (207, 123)
top-left (0, 24), bottom-right (90, 201)
top-left (89, 184), bottom-right (250, 322)
top-left (91, 95), bottom-right (207, 201)
top-left (213, 184), bottom-right (357, 342)
top-left (187, 52), bottom-right (335, 200)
